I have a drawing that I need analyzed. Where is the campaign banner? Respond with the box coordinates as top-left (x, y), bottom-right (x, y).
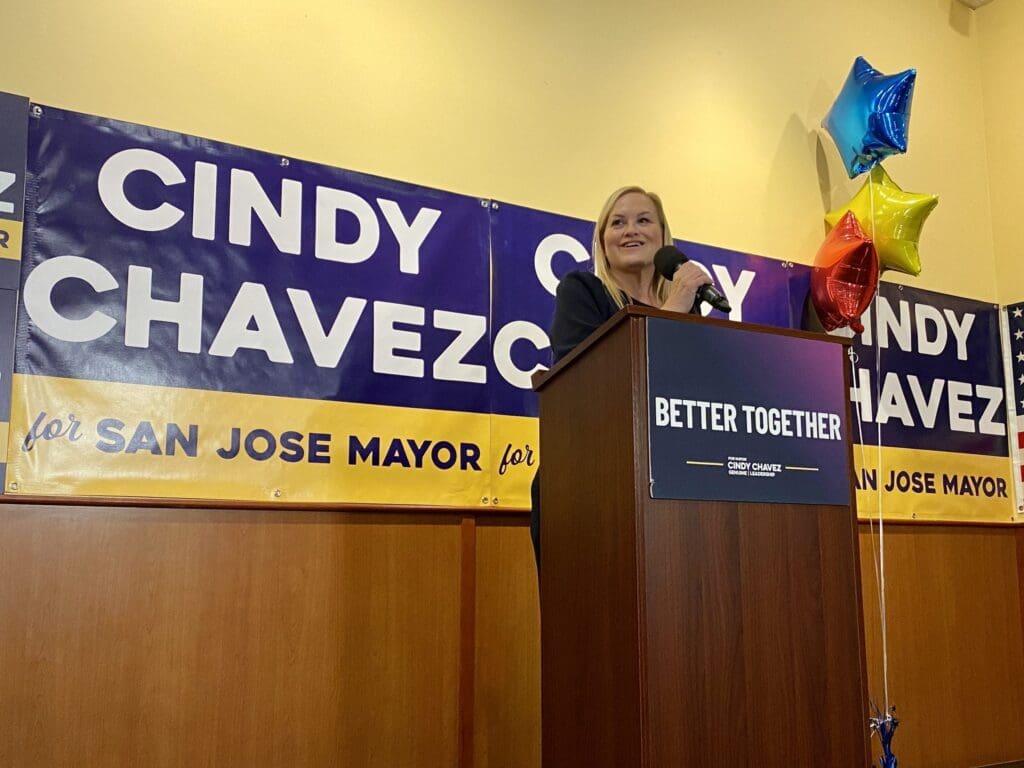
top-left (1002, 301), bottom-right (1024, 517)
top-left (848, 283), bottom-right (1012, 521)
top-left (647, 316), bottom-right (850, 505)
top-left (487, 202), bottom-right (593, 507)
top-left (3, 103), bottom-right (1017, 521)
top-left (0, 92), bottom-right (29, 493)
top-left (488, 202), bottom-right (803, 421)
top-left (9, 106), bottom-right (493, 504)
top-left (0, 92), bottom-right (29, 291)
top-left (488, 202), bottom-right (817, 506)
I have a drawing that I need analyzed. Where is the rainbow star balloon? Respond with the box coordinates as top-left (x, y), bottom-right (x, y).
top-left (825, 165), bottom-right (938, 276)
top-left (823, 56), bottom-right (916, 178)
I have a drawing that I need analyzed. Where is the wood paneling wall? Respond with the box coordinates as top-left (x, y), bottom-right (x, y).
top-left (472, 519), bottom-right (540, 768)
top-left (0, 504), bottom-right (463, 768)
top-left (1, 502), bottom-right (1021, 768)
top-left (858, 524), bottom-right (1024, 768)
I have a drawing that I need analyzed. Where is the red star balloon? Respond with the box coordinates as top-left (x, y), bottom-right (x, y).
top-left (811, 211), bottom-right (879, 333)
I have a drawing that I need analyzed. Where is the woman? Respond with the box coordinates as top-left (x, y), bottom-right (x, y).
top-left (531, 186), bottom-right (713, 564)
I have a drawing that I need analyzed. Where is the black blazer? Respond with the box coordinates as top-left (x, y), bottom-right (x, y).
top-left (549, 271), bottom-right (632, 363)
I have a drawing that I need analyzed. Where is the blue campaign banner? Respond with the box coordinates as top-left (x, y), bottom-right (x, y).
top-left (18, 106), bottom-right (492, 414)
top-left (673, 238), bottom-right (800, 330)
top-left (12, 103), bottom-right (1008, 516)
top-left (849, 283), bottom-right (1007, 457)
top-left (647, 317), bottom-right (850, 505)
top-left (786, 262), bottom-right (813, 331)
top-left (489, 201), bottom-right (807, 418)
top-left (0, 92), bottom-right (29, 291)
top-left (489, 202), bottom-right (595, 417)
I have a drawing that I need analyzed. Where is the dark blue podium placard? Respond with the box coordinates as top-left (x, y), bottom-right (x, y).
top-left (647, 317), bottom-right (850, 505)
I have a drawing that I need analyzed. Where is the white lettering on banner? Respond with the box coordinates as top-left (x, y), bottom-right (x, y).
top-left (905, 375), bottom-right (943, 429)
top-left (859, 298), bottom-right (976, 361)
top-left (286, 290), bottom-right (366, 368)
top-left (529, 231), bottom-right (754, 319)
top-left (0, 170), bottom-right (17, 214)
top-left (378, 199), bottom-right (442, 276)
top-left (946, 380), bottom-right (974, 433)
top-left (945, 309), bottom-right (975, 361)
top-left (682, 262), bottom-right (756, 320)
top-left (373, 301), bottom-right (425, 377)
top-left (98, 148), bottom-right (186, 232)
top-left (209, 282), bottom-right (294, 363)
top-left (534, 234), bottom-right (591, 296)
top-left (914, 303), bottom-right (945, 357)
top-left (493, 321), bottom-right (549, 389)
top-left (67, 148), bottom-right (772, 393)
top-left (124, 266), bottom-right (204, 353)
top-left (191, 161), bottom-right (217, 240)
top-left (96, 149), bottom-right (442, 275)
top-left (849, 369), bottom-right (1005, 436)
top-left (315, 186), bottom-right (379, 265)
top-left (875, 298), bottom-right (912, 353)
top-left (93, 149), bottom-right (760, 381)
top-left (23, 255), bottom-right (118, 342)
top-left (228, 170), bottom-right (302, 255)
top-left (976, 385), bottom-right (1006, 435)
top-left (710, 266), bottom-right (754, 321)
top-left (22, 255), bottom-right (531, 386)
top-left (433, 310), bottom-right (487, 384)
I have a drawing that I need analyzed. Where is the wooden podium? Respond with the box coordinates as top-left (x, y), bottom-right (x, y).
top-left (534, 306), bottom-right (870, 768)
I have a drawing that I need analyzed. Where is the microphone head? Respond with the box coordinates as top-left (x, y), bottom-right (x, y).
top-left (654, 245), bottom-right (687, 279)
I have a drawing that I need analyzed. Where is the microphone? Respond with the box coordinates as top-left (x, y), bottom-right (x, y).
top-left (653, 246), bottom-right (731, 313)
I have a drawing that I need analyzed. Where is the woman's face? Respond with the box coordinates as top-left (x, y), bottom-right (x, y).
top-left (602, 192), bottom-right (664, 275)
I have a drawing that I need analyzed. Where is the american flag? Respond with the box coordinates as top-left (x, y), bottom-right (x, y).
top-left (1005, 301), bottom-right (1024, 514)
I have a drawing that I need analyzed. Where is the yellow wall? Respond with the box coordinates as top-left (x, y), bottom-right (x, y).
top-left (977, 0), bottom-right (1024, 303)
top-left (0, 0), bottom-right (1008, 301)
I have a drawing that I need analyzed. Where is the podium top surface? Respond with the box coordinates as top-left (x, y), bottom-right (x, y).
top-left (533, 305), bottom-right (851, 393)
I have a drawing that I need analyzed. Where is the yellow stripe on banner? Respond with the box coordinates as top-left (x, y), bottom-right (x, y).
top-left (13, 374), bottom-right (1012, 519)
top-left (489, 414), bottom-right (539, 509)
top-left (0, 420), bottom-right (8, 464)
top-left (0, 219), bottom-right (22, 261)
top-left (6, 374), bottom-right (491, 506)
top-left (853, 445), bottom-right (1016, 523)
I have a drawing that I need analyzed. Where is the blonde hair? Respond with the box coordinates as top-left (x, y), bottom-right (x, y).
top-left (592, 186), bottom-right (674, 310)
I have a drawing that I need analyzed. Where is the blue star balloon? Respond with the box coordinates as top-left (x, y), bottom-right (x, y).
top-left (823, 57), bottom-right (917, 178)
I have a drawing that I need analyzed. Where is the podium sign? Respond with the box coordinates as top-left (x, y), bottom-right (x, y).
top-left (647, 316), bottom-right (851, 505)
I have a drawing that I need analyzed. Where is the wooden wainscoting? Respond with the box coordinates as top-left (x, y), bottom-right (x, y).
top-left (858, 523), bottom-right (1024, 768)
top-left (1, 500), bottom-right (1022, 768)
top-left (472, 517), bottom-right (540, 768)
top-left (0, 502), bottom-right (464, 767)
